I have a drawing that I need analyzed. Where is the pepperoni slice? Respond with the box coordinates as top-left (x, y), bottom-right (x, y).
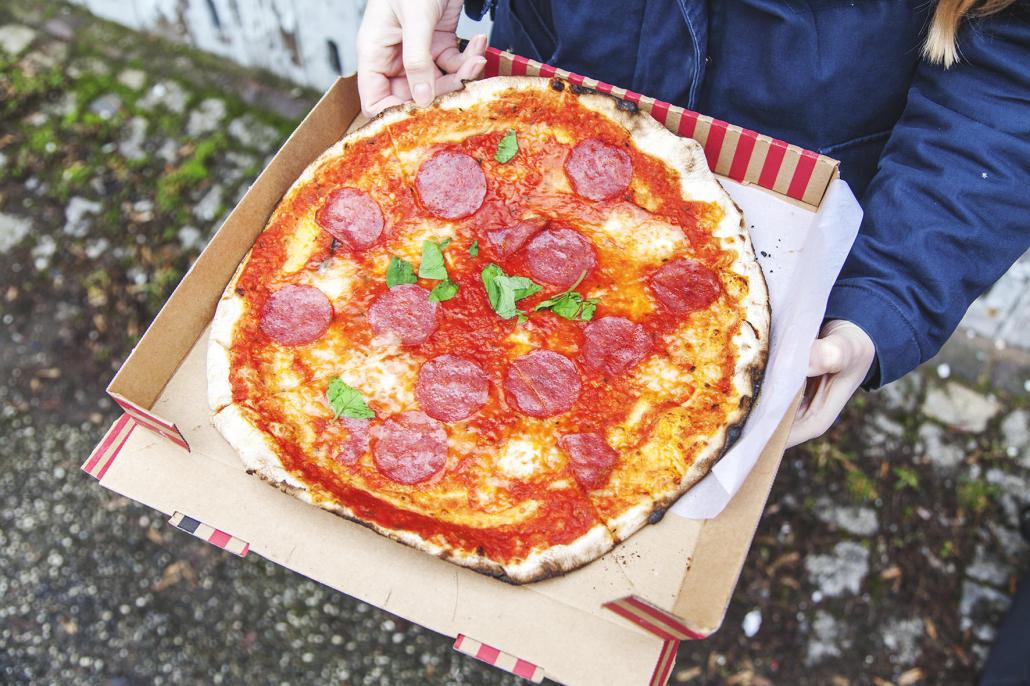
top-left (372, 411), bottom-right (448, 484)
top-left (485, 220), bottom-right (543, 258)
top-left (650, 258), bottom-right (722, 315)
top-left (564, 138), bottom-right (632, 201)
top-left (259, 284), bottom-right (333, 346)
top-left (415, 150), bottom-right (486, 219)
top-left (416, 355), bottom-right (490, 422)
top-left (582, 316), bottom-right (652, 376)
top-left (559, 433), bottom-right (618, 490)
top-left (504, 350), bottom-right (582, 418)
top-left (315, 187), bottom-right (384, 250)
top-left (525, 228), bottom-right (597, 288)
top-left (368, 284), bottom-right (440, 345)
top-left (335, 418), bottom-right (370, 465)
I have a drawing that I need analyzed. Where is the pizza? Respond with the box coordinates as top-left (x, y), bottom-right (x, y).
top-left (207, 76), bottom-right (769, 584)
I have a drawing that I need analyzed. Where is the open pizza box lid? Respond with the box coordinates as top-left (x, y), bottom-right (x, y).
top-left (83, 49), bottom-right (860, 686)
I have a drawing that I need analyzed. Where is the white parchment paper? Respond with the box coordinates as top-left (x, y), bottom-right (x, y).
top-left (672, 179), bottom-right (863, 519)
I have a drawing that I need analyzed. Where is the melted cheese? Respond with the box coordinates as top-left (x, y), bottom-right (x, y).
top-left (282, 215), bottom-right (323, 274)
top-left (497, 436), bottom-right (550, 479)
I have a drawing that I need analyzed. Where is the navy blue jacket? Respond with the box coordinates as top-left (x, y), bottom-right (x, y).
top-left (467, 0), bottom-right (1030, 387)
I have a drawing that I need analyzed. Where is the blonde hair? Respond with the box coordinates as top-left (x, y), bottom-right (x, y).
top-left (924, 0), bottom-right (1016, 67)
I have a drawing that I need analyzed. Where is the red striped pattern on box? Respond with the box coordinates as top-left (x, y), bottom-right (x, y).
top-left (168, 511), bottom-right (250, 557)
top-left (453, 634), bottom-right (544, 683)
top-left (483, 48), bottom-right (838, 208)
top-left (650, 639), bottom-right (680, 686)
top-left (110, 394), bottom-right (190, 451)
top-left (81, 413), bottom-right (136, 480)
top-left (603, 596), bottom-right (708, 641)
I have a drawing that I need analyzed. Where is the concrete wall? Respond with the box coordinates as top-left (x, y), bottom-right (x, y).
top-left (69, 0), bottom-right (492, 91)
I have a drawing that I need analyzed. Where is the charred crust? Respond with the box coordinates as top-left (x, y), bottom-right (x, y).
top-left (648, 507), bottom-right (667, 525)
top-left (549, 78), bottom-right (565, 91)
top-left (568, 83), bottom-right (595, 95)
top-left (616, 99), bottom-right (639, 113)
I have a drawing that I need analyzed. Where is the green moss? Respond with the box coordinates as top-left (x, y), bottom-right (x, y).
top-left (145, 265), bottom-right (184, 309)
top-left (845, 468), bottom-right (880, 503)
top-left (892, 466), bottom-right (920, 492)
top-left (26, 122), bottom-right (59, 155)
top-left (957, 479), bottom-right (1000, 515)
top-left (155, 133), bottom-right (227, 212)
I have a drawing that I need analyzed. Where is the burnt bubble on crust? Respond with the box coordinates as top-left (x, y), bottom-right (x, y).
top-left (569, 83), bottom-right (596, 95)
top-left (549, 78), bottom-right (565, 91)
top-left (616, 98), bottom-right (639, 113)
top-left (648, 506), bottom-right (667, 525)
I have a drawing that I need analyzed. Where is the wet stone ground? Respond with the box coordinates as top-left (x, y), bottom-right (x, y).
top-left (1, 4), bottom-right (1028, 685)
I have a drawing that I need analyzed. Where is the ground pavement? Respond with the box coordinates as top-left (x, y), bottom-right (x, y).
top-left (1, 3), bottom-right (1027, 685)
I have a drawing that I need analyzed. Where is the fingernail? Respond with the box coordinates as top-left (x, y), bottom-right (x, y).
top-left (412, 83), bottom-right (433, 107)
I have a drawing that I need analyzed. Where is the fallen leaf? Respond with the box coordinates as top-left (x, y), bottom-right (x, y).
top-left (881, 566), bottom-right (902, 580)
top-left (924, 617), bottom-right (938, 641)
top-left (152, 560), bottom-right (196, 591)
top-left (674, 666), bottom-right (702, 683)
top-left (898, 667), bottom-right (924, 685)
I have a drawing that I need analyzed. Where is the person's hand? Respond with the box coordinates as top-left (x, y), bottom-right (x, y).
top-left (787, 320), bottom-right (876, 448)
top-left (357, 0), bottom-right (489, 117)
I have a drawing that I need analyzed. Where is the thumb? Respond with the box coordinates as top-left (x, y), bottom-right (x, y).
top-left (399, 2), bottom-right (441, 106)
top-left (808, 337), bottom-right (845, 376)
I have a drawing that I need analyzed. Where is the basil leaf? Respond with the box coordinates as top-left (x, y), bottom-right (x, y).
top-left (326, 377), bottom-right (375, 419)
top-left (469, 240), bottom-right (478, 257)
top-left (428, 278), bottom-right (459, 302)
top-left (481, 263), bottom-right (504, 310)
top-left (505, 275), bottom-right (542, 301)
top-left (385, 256), bottom-right (417, 287)
top-left (533, 271), bottom-right (597, 321)
top-left (418, 239), bottom-right (449, 280)
top-left (579, 299), bottom-right (598, 321)
top-left (495, 129), bottom-right (518, 164)
top-left (481, 263), bottom-right (541, 320)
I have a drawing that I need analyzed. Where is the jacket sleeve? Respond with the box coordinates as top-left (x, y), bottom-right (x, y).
top-left (463, 0), bottom-right (495, 21)
top-left (823, 7), bottom-right (1030, 388)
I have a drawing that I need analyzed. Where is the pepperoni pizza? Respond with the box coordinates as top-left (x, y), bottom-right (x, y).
top-left (208, 76), bottom-right (769, 583)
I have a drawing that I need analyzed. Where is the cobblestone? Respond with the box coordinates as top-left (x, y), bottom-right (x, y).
top-left (804, 541), bottom-right (870, 598)
top-left (228, 113), bottom-right (281, 150)
top-left (62, 197), bottom-right (102, 238)
top-left (0, 211), bottom-right (31, 253)
top-left (813, 497), bottom-right (879, 537)
top-left (805, 610), bottom-right (848, 666)
top-left (882, 617), bottom-right (923, 667)
top-left (118, 116), bottom-right (147, 161)
top-left (0, 23), bottom-right (36, 56)
top-left (917, 422), bottom-right (966, 472)
top-left (116, 67), bottom-right (146, 91)
top-left (139, 79), bottom-right (189, 114)
top-left (922, 382), bottom-right (1002, 432)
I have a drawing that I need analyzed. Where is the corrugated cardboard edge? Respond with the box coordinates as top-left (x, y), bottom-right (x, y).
top-left (454, 634), bottom-right (545, 683)
top-left (484, 48), bottom-right (839, 209)
top-left (110, 394), bottom-right (190, 450)
top-left (169, 511), bottom-right (250, 557)
top-left (81, 413), bottom-right (136, 480)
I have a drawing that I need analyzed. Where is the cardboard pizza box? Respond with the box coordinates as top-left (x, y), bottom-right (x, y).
top-left (83, 49), bottom-right (854, 686)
